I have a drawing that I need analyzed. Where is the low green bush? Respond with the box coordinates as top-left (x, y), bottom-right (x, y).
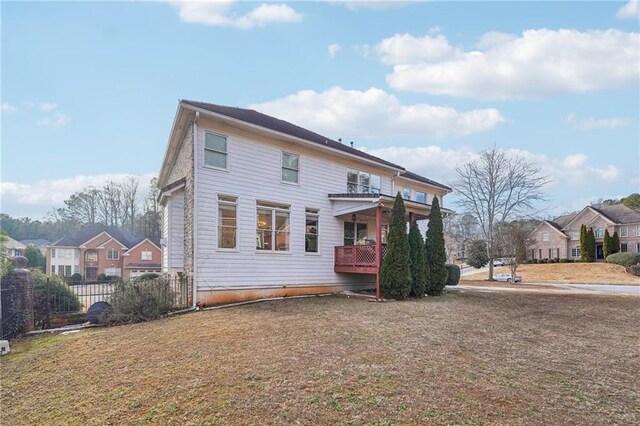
top-left (96, 273), bottom-right (108, 282)
top-left (629, 265), bottom-right (640, 276)
top-left (606, 252), bottom-right (640, 267)
top-left (559, 258), bottom-right (569, 263)
top-left (109, 278), bottom-right (176, 323)
top-left (532, 259), bottom-right (539, 264)
top-left (71, 273), bottom-right (82, 284)
top-left (445, 264), bottom-right (461, 286)
top-left (134, 272), bottom-right (161, 282)
top-left (30, 270), bottom-right (81, 325)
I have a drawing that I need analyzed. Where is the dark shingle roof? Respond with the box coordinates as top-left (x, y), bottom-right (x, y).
top-left (593, 204), bottom-right (640, 224)
top-left (400, 171), bottom-right (452, 191)
top-left (552, 213), bottom-right (577, 229)
top-left (20, 239), bottom-right (50, 247)
top-left (182, 100), bottom-right (405, 170)
top-left (125, 262), bottom-right (161, 268)
top-left (50, 225), bottom-right (141, 249)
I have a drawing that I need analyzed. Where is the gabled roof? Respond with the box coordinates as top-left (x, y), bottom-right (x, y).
top-left (49, 225), bottom-right (141, 249)
top-left (592, 204), bottom-right (640, 224)
top-left (531, 220), bottom-right (569, 239)
top-left (551, 213), bottom-right (577, 229)
top-left (179, 100), bottom-right (450, 192)
top-left (20, 238), bottom-right (50, 247)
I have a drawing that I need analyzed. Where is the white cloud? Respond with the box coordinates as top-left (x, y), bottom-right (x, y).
top-left (166, 1), bottom-right (303, 29)
top-left (380, 29), bottom-right (640, 100)
top-left (37, 112), bottom-right (71, 128)
top-left (374, 33), bottom-right (454, 64)
top-left (38, 102), bottom-right (57, 112)
top-left (336, 1), bottom-right (412, 10)
top-left (328, 43), bottom-right (341, 59)
top-left (1, 103), bottom-right (17, 113)
top-left (250, 86), bottom-right (504, 139)
top-left (0, 173), bottom-right (157, 207)
top-left (566, 113), bottom-right (631, 131)
top-left (617, 0), bottom-right (640, 19)
top-left (362, 146), bottom-right (620, 188)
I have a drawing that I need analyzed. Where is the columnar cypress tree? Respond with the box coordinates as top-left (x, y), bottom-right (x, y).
top-left (611, 231), bottom-right (620, 254)
top-left (603, 229), bottom-right (612, 258)
top-left (380, 193), bottom-right (412, 300)
top-left (580, 224), bottom-right (588, 261)
top-left (586, 227), bottom-right (596, 262)
top-left (425, 196), bottom-right (448, 296)
top-left (408, 220), bottom-right (427, 298)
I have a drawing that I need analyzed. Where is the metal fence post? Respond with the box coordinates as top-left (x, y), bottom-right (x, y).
top-left (45, 277), bottom-right (51, 329)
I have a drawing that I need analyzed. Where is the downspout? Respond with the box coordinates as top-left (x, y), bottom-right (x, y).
top-left (192, 111), bottom-right (199, 308)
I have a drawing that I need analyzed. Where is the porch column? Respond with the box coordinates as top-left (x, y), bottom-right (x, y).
top-left (376, 205), bottom-right (382, 300)
top-left (408, 212), bottom-right (415, 223)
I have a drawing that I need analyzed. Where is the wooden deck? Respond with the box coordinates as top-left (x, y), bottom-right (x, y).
top-left (334, 244), bottom-right (386, 274)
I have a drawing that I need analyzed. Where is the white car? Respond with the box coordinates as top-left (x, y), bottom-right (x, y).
top-left (494, 273), bottom-right (522, 283)
top-left (492, 259), bottom-right (505, 266)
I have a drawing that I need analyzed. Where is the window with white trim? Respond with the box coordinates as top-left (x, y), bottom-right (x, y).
top-left (107, 249), bottom-right (119, 260)
top-left (282, 152), bottom-right (299, 183)
top-left (541, 232), bottom-right (549, 242)
top-left (218, 195), bottom-right (238, 249)
top-left (305, 208), bottom-right (319, 253)
top-left (571, 231), bottom-right (579, 240)
top-left (256, 202), bottom-right (290, 251)
top-left (51, 265), bottom-right (55, 274)
top-left (141, 250), bottom-right (152, 261)
top-left (637, 226), bottom-right (640, 236)
top-left (595, 227), bottom-right (604, 238)
top-left (347, 169), bottom-right (381, 194)
top-left (51, 248), bottom-right (56, 258)
top-left (571, 247), bottom-right (581, 257)
top-left (415, 192), bottom-right (426, 204)
top-left (402, 188), bottom-right (410, 200)
top-left (204, 132), bottom-right (228, 169)
top-left (620, 226), bottom-right (628, 237)
top-left (621, 243), bottom-right (628, 252)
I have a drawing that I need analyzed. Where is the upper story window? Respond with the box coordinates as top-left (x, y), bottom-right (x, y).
top-left (305, 208), bottom-right (319, 254)
top-left (402, 188), bottom-right (411, 200)
top-left (637, 226), bottom-right (640, 237)
top-left (256, 201), bottom-right (290, 252)
top-left (51, 248), bottom-right (56, 258)
top-left (282, 152), bottom-right (299, 183)
top-left (620, 226), bottom-right (628, 237)
top-left (595, 227), bottom-right (604, 238)
top-left (571, 231), bottom-right (579, 240)
top-left (347, 169), bottom-right (381, 194)
top-left (415, 192), bottom-right (426, 204)
top-left (141, 250), bottom-right (152, 261)
top-left (218, 195), bottom-right (238, 249)
top-left (85, 250), bottom-right (98, 263)
top-left (107, 249), bottom-right (119, 260)
top-left (541, 232), bottom-right (549, 242)
top-left (204, 132), bottom-right (227, 169)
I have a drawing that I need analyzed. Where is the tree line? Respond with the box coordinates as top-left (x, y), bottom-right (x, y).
top-left (1, 177), bottom-right (161, 243)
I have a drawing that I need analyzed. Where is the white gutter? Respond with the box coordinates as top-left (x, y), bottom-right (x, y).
top-left (181, 102), bottom-right (405, 174)
top-left (192, 112), bottom-right (199, 309)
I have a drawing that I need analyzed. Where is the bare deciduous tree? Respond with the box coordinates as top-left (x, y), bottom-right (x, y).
top-left (494, 220), bottom-right (537, 280)
top-left (121, 177), bottom-right (140, 234)
top-left (452, 147), bottom-right (549, 280)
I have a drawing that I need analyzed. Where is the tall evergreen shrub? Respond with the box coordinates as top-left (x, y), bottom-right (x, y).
top-left (380, 193), bottom-right (412, 300)
top-left (425, 196), bottom-right (448, 296)
top-left (408, 221), bottom-right (427, 298)
top-left (611, 231), bottom-right (620, 254)
top-left (580, 224), bottom-right (588, 262)
top-left (586, 228), bottom-right (596, 262)
top-left (603, 229), bottom-right (612, 258)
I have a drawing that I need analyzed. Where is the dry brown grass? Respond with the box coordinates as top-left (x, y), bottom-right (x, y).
top-left (462, 262), bottom-right (640, 284)
top-left (2, 292), bottom-right (639, 425)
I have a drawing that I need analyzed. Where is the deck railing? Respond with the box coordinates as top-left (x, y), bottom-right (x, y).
top-left (334, 244), bottom-right (386, 273)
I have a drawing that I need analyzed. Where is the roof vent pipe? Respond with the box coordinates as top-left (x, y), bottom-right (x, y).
top-left (350, 141), bottom-right (354, 148)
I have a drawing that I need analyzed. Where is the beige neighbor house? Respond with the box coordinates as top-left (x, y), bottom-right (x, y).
top-left (157, 100), bottom-right (453, 307)
top-left (4, 236), bottom-right (26, 258)
top-left (528, 204), bottom-right (640, 261)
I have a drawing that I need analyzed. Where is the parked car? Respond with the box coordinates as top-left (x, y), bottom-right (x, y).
top-left (494, 273), bottom-right (522, 283)
top-left (492, 259), bottom-right (505, 266)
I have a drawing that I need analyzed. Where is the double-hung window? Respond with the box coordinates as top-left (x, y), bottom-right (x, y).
top-left (415, 191), bottom-right (426, 203)
top-left (541, 232), bottom-right (549, 242)
top-left (141, 250), bottom-right (152, 261)
top-left (204, 132), bottom-right (228, 169)
top-left (621, 243), bottom-right (628, 252)
top-left (620, 226), bottom-right (628, 237)
top-left (282, 153), bottom-right (299, 183)
top-left (595, 227), bottom-right (604, 238)
top-left (305, 208), bottom-right (319, 253)
top-left (256, 202), bottom-right (290, 251)
top-left (571, 247), bottom-right (581, 257)
top-left (347, 169), bottom-right (381, 194)
top-left (218, 195), bottom-right (238, 249)
top-left (107, 249), bottom-right (119, 260)
top-left (402, 188), bottom-right (410, 200)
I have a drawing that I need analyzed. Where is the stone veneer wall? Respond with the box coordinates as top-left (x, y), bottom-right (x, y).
top-left (167, 124), bottom-right (194, 277)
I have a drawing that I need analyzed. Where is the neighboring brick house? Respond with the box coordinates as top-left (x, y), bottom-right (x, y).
top-left (46, 225), bottom-right (161, 280)
top-left (529, 204), bottom-right (640, 260)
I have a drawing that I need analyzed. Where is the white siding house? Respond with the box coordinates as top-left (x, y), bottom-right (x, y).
top-left (158, 100), bottom-right (452, 306)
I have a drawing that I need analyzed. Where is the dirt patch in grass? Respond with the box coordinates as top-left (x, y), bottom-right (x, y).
top-left (462, 262), bottom-right (640, 284)
top-left (2, 292), bottom-right (639, 425)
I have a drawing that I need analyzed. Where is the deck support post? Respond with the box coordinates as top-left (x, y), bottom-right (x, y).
top-left (408, 212), bottom-right (415, 223)
top-left (375, 205), bottom-right (382, 300)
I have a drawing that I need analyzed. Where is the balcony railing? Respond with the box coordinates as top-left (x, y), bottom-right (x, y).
top-left (334, 244), bottom-right (386, 274)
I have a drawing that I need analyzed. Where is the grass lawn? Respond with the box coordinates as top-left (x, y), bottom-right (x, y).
top-left (462, 262), bottom-right (640, 284)
top-left (2, 292), bottom-right (639, 425)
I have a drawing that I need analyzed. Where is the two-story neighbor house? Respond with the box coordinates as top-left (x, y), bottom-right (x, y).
top-left (4, 236), bottom-right (26, 258)
top-left (529, 204), bottom-right (640, 260)
top-left (158, 100), bottom-right (452, 306)
top-left (46, 225), bottom-right (161, 280)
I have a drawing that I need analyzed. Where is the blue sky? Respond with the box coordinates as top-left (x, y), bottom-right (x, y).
top-left (2, 0), bottom-right (639, 219)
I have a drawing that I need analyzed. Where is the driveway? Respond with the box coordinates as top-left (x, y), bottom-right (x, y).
top-left (453, 282), bottom-right (640, 296)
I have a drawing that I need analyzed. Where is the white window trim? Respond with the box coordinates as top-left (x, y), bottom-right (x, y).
top-left (346, 168), bottom-right (381, 195)
top-left (415, 191), bottom-right (426, 204)
top-left (541, 232), bottom-right (549, 242)
top-left (217, 194), bottom-right (239, 252)
top-left (620, 226), bottom-right (628, 237)
top-left (141, 250), bottom-right (153, 261)
top-left (636, 226), bottom-right (640, 237)
top-left (402, 188), bottom-right (411, 200)
top-left (305, 208), bottom-right (321, 256)
top-left (281, 152), bottom-right (300, 185)
top-left (107, 249), bottom-right (119, 260)
top-left (256, 201), bottom-right (291, 253)
top-left (203, 131), bottom-right (229, 171)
